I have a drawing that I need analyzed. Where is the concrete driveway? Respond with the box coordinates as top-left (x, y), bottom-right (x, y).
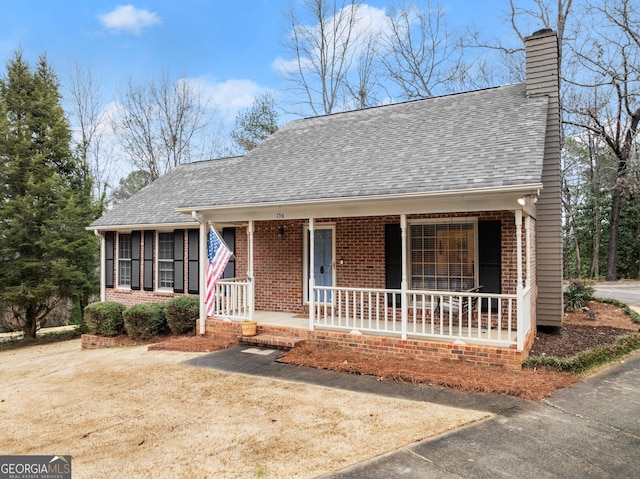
top-left (325, 351), bottom-right (640, 478)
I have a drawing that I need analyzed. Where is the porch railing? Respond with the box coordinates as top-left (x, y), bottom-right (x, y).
top-left (312, 286), bottom-right (524, 348)
top-left (214, 277), bottom-right (252, 321)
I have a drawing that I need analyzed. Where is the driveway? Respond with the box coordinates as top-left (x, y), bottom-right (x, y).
top-left (325, 350), bottom-right (640, 478)
top-left (594, 280), bottom-right (640, 313)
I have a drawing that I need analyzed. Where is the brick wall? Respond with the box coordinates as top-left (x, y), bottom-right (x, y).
top-left (234, 212), bottom-right (525, 311)
top-left (104, 228), bottom-right (197, 308)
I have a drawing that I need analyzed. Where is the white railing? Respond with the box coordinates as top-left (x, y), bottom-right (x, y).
top-left (214, 277), bottom-right (252, 321)
top-left (312, 286), bottom-right (522, 348)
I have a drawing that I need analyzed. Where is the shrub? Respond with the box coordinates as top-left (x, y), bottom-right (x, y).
top-left (564, 279), bottom-right (595, 311)
top-left (123, 303), bottom-right (168, 340)
top-left (165, 296), bottom-right (199, 335)
top-left (84, 302), bottom-right (126, 336)
top-left (525, 333), bottom-right (640, 374)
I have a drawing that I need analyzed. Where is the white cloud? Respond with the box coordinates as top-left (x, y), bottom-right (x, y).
top-left (273, 4), bottom-right (389, 75)
top-left (97, 5), bottom-right (162, 35)
top-left (188, 76), bottom-right (264, 123)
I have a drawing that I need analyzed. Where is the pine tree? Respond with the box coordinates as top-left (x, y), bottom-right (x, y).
top-left (0, 51), bottom-right (99, 338)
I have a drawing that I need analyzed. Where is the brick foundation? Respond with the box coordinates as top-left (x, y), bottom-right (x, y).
top-left (205, 318), bottom-right (533, 370)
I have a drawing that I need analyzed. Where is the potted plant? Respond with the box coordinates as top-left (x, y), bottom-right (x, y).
top-left (241, 319), bottom-right (258, 336)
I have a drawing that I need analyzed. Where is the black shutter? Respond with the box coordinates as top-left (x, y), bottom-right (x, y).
top-left (222, 228), bottom-right (236, 278)
top-left (188, 229), bottom-right (199, 294)
top-left (478, 220), bottom-right (502, 309)
top-left (143, 231), bottom-right (154, 291)
top-left (173, 229), bottom-right (184, 293)
top-left (131, 231), bottom-right (141, 290)
top-left (385, 223), bottom-right (402, 306)
top-left (105, 232), bottom-right (114, 288)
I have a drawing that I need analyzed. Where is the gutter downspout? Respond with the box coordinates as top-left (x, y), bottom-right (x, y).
top-left (192, 211), bottom-right (207, 335)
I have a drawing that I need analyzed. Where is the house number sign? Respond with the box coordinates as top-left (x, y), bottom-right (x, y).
top-left (276, 212), bottom-right (285, 219)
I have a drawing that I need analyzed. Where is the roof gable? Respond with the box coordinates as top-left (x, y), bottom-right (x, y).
top-left (90, 83), bottom-right (548, 228)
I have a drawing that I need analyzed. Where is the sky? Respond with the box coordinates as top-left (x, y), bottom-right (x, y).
top-left (0, 0), bottom-right (530, 180)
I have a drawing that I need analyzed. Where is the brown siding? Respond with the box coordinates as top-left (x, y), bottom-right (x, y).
top-left (525, 30), bottom-right (563, 326)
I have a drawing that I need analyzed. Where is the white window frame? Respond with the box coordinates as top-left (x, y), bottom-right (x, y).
top-left (156, 232), bottom-right (175, 290)
top-left (408, 218), bottom-right (479, 292)
top-left (117, 232), bottom-right (132, 289)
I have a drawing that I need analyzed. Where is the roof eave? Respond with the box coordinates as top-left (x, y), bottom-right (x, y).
top-left (87, 220), bottom-right (198, 233)
top-left (178, 184), bottom-right (544, 222)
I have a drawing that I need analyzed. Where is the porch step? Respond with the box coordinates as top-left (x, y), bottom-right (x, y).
top-left (238, 333), bottom-right (306, 350)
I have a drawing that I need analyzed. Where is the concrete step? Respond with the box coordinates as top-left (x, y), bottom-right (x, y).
top-left (238, 333), bottom-right (306, 350)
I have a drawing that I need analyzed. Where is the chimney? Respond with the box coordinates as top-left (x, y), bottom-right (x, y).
top-left (525, 29), bottom-right (563, 328)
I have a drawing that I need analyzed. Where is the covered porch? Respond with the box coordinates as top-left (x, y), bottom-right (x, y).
top-left (194, 190), bottom-right (536, 362)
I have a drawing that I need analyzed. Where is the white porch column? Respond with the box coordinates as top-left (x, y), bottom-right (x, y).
top-left (198, 220), bottom-right (207, 335)
top-left (516, 210), bottom-right (524, 349)
top-left (99, 232), bottom-right (106, 303)
top-left (400, 214), bottom-right (408, 340)
top-left (525, 215), bottom-right (531, 287)
top-left (308, 217), bottom-right (315, 330)
top-left (248, 220), bottom-right (255, 321)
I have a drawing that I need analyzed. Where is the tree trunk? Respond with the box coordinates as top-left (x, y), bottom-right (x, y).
top-left (590, 202), bottom-right (600, 278)
top-left (605, 180), bottom-right (623, 280)
top-left (24, 305), bottom-right (38, 339)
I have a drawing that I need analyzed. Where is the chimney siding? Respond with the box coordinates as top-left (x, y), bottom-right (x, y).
top-left (526, 29), bottom-right (564, 327)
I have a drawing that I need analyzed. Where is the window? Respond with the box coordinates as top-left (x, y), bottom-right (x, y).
top-left (118, 234), bottom-right (132, 286)
top-left (158, 233), bottom-right (174, 289)
top-left (410, 221), bottom-right (476, 291)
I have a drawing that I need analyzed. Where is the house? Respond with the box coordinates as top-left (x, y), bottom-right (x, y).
top-left (88, 29), bottom-right (562, 369)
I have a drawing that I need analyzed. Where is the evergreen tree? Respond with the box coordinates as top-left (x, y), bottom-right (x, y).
top-left (0, 51), bottom-right (99, 338)
top-left (231, 92), bottom-right (279, 153)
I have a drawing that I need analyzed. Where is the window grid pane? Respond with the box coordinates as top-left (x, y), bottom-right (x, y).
top-left (410, 223), bottom-right (475, 291)
top-left (118, 234), bottom-right (132, 286)
top-left (158, 233), bottom-right (174, 288)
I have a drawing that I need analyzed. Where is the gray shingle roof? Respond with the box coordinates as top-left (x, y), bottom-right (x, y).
top-left (90, 83), bottom-right (548, 229)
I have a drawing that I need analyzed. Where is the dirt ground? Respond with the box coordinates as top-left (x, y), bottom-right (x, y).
top-left (0, 340), bottom-right (489, 479)
top-left (152, 301), bottom-right (640, 401)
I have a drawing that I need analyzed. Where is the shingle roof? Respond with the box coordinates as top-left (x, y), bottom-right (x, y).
top-left (90, 83), bottom-right (548, 229)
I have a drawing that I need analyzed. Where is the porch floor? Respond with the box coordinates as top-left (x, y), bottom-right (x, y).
top-left (254, 310), bottom-right (310, 328)
top-left (251, 310), bottom-right (517, 346)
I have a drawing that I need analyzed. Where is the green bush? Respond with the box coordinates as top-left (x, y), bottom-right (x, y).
top-left (165, 296), bottom-right (199, 335)
top-left (564, 279), bottom-right (595, 311)
top-left (84, 302), bottom-right (126, 336)
top-left (123, 303), bottom-right (168, 340)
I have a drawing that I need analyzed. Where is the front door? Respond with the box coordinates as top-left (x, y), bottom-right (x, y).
top-left (306, 227), bottom-right (334, 302)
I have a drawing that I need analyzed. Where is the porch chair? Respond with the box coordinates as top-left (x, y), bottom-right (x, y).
top-left (438, 285), bottom-right (483, 318)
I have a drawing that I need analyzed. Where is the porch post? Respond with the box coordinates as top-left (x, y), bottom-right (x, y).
top-left (99, 232), bottom-right (106, 303)
top-left (198, 220), bottom-right (207, 334)
top-left (308, 217), bottom-right (315, 330)
top-left (248, 220), bottom-right (255, 321)
top-left (400, 214), bottom-right (408, 340)
top-left (525, 215), bottom-right (531, 287)
top-left (516, 210), bottom-right (524, 349)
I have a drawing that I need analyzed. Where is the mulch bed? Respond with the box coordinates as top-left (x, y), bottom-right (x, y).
top-left (145, 301), bottom-right (639, 401)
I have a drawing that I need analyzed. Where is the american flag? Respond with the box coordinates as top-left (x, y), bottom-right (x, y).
top-left (205, 226), bottom-right (232, 317)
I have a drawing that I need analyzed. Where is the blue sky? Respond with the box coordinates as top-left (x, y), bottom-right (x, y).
top-left (0, 1), bottom-right (522, 116)
top-left (0, 1), bottom-right (532, 179)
